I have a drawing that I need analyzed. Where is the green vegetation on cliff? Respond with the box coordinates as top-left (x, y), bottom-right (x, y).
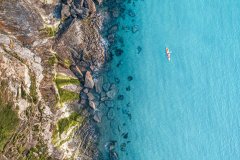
top-left (55, 74), bottom-right (79, 104)
top-left (40, 26), bottom-right (58, 37)
top-left (58, 112), bottom-right (83, 135)
top-left (0, 81), bottom-right (19, 151)
top-left (52, 112), bottom-right (84, 146)
top-left (29, 73), bottom-right (38, 104)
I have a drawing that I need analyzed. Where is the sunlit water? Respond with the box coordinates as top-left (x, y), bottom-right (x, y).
top-left (99, 0), bottom-right (240, 159)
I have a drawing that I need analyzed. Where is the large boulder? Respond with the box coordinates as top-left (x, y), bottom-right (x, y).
top-left (84, 71), bottom-right (94, 89)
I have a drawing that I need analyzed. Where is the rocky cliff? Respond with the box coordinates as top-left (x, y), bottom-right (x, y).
top-left (0, 0), bottom-right (105, 159)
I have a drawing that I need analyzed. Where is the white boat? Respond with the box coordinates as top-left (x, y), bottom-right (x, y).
top-left (166, 48), bottom-right (171, 61)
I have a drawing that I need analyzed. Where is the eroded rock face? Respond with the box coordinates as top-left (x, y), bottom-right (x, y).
top-left (55, 17), bottom-right (105, 69)
top-left (0, 0), bottom-right (44, 45)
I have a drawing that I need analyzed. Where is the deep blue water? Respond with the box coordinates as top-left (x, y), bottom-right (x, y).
top-left (99, 0), bottom-right (240, 159)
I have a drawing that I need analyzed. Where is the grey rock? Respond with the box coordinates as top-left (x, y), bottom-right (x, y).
top-left (87, 92), bottom-right (95, 101)
top-left (83, 88), bottom-right (89, 93)
top-left (75, 8), bottom-right (83, 15)
top-left (70, 8), bottom-right (77, 18)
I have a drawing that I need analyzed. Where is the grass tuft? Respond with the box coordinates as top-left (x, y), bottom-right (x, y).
top-left (0, 81), bottom-right (19, 151)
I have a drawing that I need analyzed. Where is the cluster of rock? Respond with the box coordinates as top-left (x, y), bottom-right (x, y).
top-left (60, 0), bottom-right (97, 19)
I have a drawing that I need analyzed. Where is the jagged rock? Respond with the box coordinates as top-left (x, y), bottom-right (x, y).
top-left (84, 71), bottom-right (94, 89)
top-left (55, 17), bottom-right (104, 68)
top-left (61, 4), bottom-right (71, 19)
top-left (89, 100), bottom-right (96, 110)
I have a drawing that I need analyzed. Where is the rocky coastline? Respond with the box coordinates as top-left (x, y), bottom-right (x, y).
top-left (0, 0), bottom-right (136, 159)
top-left (0, 0), bottom-right (112, 159)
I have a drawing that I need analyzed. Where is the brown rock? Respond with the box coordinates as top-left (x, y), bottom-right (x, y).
top-left (86, 0), bottom-right (96, 13)
top-left (84, 71), bottom-right (94, 89)
top-left (61, 4), bottom-right (71, 19)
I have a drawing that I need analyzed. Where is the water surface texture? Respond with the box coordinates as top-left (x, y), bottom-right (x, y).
top-left (101, 0), bottom-right (240, 159)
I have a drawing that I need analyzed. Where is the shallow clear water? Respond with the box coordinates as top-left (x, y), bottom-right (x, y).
top-left (100, 0), bottom-right (240, 159)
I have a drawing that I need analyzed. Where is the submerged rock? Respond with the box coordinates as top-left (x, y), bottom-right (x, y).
top-left (107, 108), bottom-right (115, 120)
top-left (89, 100), bottom-right (96, 110)
top-left (110, 150), bottom-right (119, 160)
top-left (106, 90), bottom-right (117, 99)
top-left (102, 83), bottom-right (111, 92)
top-left (117, 95), bottom-right (124, 100)
top-left (93, 111), bottom-right (102, 123)
top-left (127, 76), bottom-right (133, 81)
top-left (94, 76), bottom-right (103, 93)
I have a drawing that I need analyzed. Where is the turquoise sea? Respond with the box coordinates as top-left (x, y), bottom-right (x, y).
top-left (99, 0), bottom-right (240, 159)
